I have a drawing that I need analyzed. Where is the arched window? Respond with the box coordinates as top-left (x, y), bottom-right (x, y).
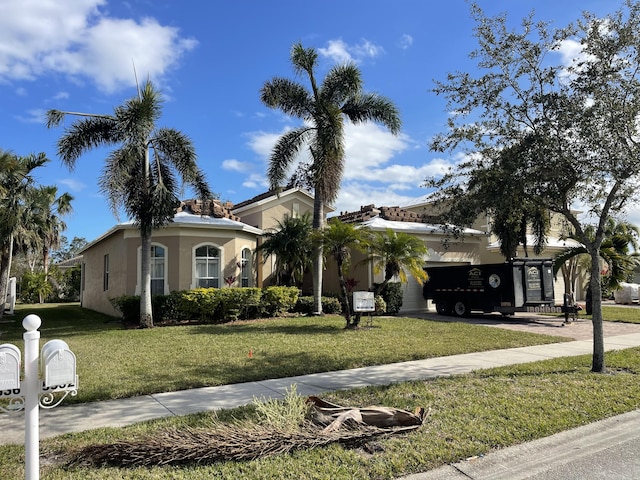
top-left (195, 245), bottom-right (220, 288)
top-left (150, 245), bottom-right (166, 296)
top-left (136, 243), bottom-right (168, 296)
top-left (240, 248), bottom-right (252, 287)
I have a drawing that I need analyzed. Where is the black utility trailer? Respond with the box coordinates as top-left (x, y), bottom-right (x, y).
top-left (423, 259), bottom-right (555, 317)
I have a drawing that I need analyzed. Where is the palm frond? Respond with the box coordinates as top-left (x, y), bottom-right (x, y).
top-left (342, 93), bottom-right (402, 134)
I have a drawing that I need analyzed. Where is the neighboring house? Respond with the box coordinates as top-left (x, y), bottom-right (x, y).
top-left (401, 196), bottom-right (581, 301)
top-left (333, 205), bottom-right (487, 313)
top-left (78, 189), bottom-right (321, 316)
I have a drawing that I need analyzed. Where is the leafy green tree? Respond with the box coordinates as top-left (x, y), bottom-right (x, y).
top-left (365, 228), bottom-right (428, 296)
top-left (429, 1), bottom-right (640, 372)
top-left (428, 140), bottom-right (550, 259)
top-left (52, 236), bottom-right (88, 263)
top-left (256, 213), bottom-right (313, 287)
top-left (320, 218), bottom-right (368, 328)
top-left (261, 42), bottom-right (401, 315)
top-left (47, 81), bottom-right (211, 327)
top-left (0, 150), bottom-right (49, 319)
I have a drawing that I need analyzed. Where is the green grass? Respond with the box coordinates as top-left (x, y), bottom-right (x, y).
top-left (0, 303), bottom-right (569, 404)
top-left (1, 349), bottom-right (639, 479)
top-left (601, 305), bottom-right (640, 323)
top-left (1, 302), bottom-right (639, 479)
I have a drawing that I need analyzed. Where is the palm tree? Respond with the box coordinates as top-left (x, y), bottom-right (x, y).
top-left (320, 218), bottom-right (369, 328)
top-left (46, 80), bottom-right (211, 327)
top-left (33, 186), bottom-right (73, 278)
top-left (365, 228), bottom-right (429, 296)
top-left (0, 150), bottom-right (49, 320)
top-left (256, 213), bottom-right (313, 287)
top-left (554, 219), bottom-right (640, 312)
top-left (261, 42), bottom-right (401, 315)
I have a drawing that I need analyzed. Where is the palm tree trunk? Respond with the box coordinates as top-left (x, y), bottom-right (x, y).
top-left (589, 249), bottom-right (605, 372)
top-left (0, 241), bottom-right (10, 321)
top-left (336, 260), bottom-right (352, 328)
top-left (139, 228), bottom-right (154, 328)
top-left (311, 193), bottom-right (325, 315)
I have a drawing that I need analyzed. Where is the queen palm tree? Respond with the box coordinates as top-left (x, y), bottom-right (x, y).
top-left (366, 228), bottom-right (429, 296)
top-left (256, 213), bottom-right (313, 287)
top-left (261, 42), bottom-right (401, 315)
top-left (0, 150), bottom-right (49, 320)
top-left (47, 80), bottom-right (211, 327)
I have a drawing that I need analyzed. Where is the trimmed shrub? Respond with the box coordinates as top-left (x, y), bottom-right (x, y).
top-left (294, 296), bottom-right (342, 315)
top-left (110, 295), bottom-right (140, 323)
top-left (260, 286), bottom-right (300, 317)
top-left (375, 282), bottom-right (404, 314)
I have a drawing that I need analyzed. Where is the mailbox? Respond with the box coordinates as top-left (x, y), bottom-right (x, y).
top-left (41, 340), bottom-right (76, 388)
top-left (0, 343), bottom-right (21, 390)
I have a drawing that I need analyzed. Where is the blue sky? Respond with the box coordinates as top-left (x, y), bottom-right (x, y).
top-left (1, 0), bottom-right (631, 243)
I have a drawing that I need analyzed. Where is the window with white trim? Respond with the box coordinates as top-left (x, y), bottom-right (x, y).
top-left (240, 248), bottom-right (251, 287)
top-left (150, 245), bottom-right (166, 296)
top-left (195, 245), bottom-right (220, 288)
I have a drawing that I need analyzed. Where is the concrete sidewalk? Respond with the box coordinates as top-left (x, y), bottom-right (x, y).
top-left (2, 331), bottom-right (640, 449)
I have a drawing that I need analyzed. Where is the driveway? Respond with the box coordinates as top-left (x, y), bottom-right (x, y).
top-left (414, 304), bottom-right (640, 341)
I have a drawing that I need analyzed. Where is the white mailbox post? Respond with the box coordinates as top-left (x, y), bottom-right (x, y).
top-left (0, 314), bottom-right (78, 480)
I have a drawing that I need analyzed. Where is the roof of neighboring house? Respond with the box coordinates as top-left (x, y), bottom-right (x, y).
top-left (177, 198), bottom-right (240, 221)
top-left (231, 187), bottom-right (334, 214)
top-left (338, 203), bottom-right (448, 225)
top-left (359, 216), bottom-right (486, 236)
top-left (486, 234), bottom-right (582, 252)
top-left (55, 255), bottom-right (83, 269)
top-left (80, 211), bottom-right (263, 254)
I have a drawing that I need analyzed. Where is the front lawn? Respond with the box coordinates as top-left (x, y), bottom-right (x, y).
top-left (1, 348), bottom-right (639, 479)
top-left (0, 303), bottom-right (569, 404)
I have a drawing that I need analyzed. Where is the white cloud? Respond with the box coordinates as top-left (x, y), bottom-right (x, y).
top-left (398, 34), bottom-right (413, 50)
top-left (222, 159), bottom-right (252, 172)
top-left (242, 121), bottom-right (455, 209)
top-left (15, 108), bottom-right (45, 123)
top-left (0, 0), bottom-right (196, 93)
top-left (58, 178), bottom-right (87, 192)
top-left (318, 38), bottom-right (384, 64)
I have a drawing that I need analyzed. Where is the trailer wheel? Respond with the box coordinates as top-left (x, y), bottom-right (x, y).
top-left (453, 301), bottom-right (468, 317)
top-left (435, 302), bottom-right (449, 315)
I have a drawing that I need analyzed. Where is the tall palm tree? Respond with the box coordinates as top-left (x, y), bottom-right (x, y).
top-left (256, 213), bottom-right (313, 287)
top-left (320, 218), bottom-right (369, 328)
top-left (0, 150), bottom-right (49, 320)
top-left (261, 42), bottom-right (401, 315)
top-left (365, 228), bottom-right (429, 296)
top-left (47, 80), bottom-right (211, 327)
top-left (33, 186), bottom-right (73, 277)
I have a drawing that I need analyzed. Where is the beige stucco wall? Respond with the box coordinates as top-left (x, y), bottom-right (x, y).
top-left (81, 224), bottom-right (260, 316)
top-left (80, 230), bottom-right (129, 317)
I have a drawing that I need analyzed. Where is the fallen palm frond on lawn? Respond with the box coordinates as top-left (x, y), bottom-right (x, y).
top-left (65, 389), bottom-right (428, 468)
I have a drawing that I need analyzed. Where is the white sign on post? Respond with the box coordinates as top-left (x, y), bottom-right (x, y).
top-left (353, 291), bottom-right (375, 312)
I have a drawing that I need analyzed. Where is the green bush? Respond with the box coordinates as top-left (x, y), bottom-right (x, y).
top-left (294, 296), bottom-right (342, 315)
top-left (216, 287), bottom-right (263, 321)
top-left (374, 295), bottom-right (387, 315)
top-left (260, 286), bottom-right (300, 317)
top-left (177, 288), bottom-right (221, 322)
top-left (110, 295), bottom-right (140, 323)
top-left (375, 282), bottom-right (403, 314)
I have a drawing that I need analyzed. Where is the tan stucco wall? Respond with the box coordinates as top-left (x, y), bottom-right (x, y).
top-left (81, 231), bottom-right (129, 317)
top-left (81, 225), bottom-right (260, 316)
